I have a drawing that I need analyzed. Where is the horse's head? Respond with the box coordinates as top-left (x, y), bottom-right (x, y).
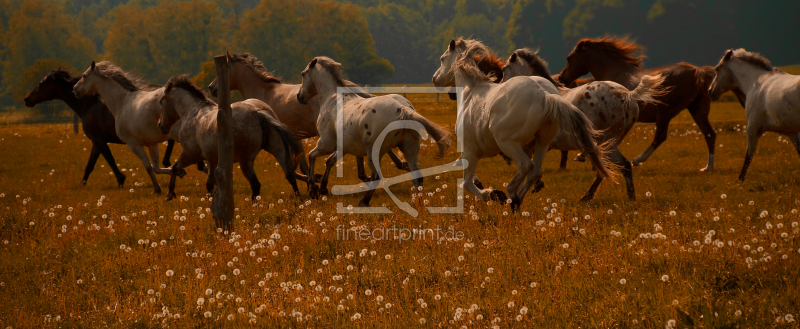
top-left (24, 70), bottom-right (72, 107)
top-left (432, 39), bottom-right (462, 87)
top-left (558, 41), bottom-right (592, 85)
top-left (158, 79), bottom-right (182, 135)
top-left (296, 58), bottom-right (320, 105)
top-left (501, 52), bottom-right (531, 81)
top-left (709, 50), bottom-right (736, 101)
top-left (73, 61), bottom-right (100, 98)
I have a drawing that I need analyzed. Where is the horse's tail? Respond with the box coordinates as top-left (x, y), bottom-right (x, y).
top-left (401, 108), bottom-right (452, 159)
top-left (625, 74), bottom-right (669, 107)
top-left (257, 111), bottom-right (303, 168)
top-left (545, 94), bottom-right (618, 181)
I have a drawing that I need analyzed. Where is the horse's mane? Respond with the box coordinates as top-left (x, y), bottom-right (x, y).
top-left (512, 48), bottom-right (562, 87)
top-left (229, 52), bottom-right (283, 84)
top-left (455, 42), bottom-right (495, 83)
top-left (49, 69), bottom-right (79, 84)
top-left (165, 74), bottom-right (216, 106)
top-left (730, 49), bottom-right (773, 72)
top-left (93, 61), bottom-right (151, 91)
top-left (454, 38), bottom-right (504, 82)
top-left (305, 56), bottom-right (349, 87)
top-left (577, 36), bottom-right (644, 67)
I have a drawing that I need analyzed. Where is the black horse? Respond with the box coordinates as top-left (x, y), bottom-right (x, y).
top-left (23, 69), bottom-right (203, 186)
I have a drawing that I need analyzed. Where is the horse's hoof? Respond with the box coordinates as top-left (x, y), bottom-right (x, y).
top-left (308, 184), bottom-right (320, 199)
top-left (532, 180), bottom-right (545, 194)
top-left (488, 190), bottom-right (507, 202)
top-left (399, 161), bottom-right (410, 172)
top-left (579, 194), bottom-right (593, 202)
top-left (631, 160), bottom-right (642, 167)
top-left (319, 187), bottom-right (329, 196)
top-left (358, 175), bottom-right (370, 183)
top-left (573, 155), bottom-right (586, 162)
top-left (165, 192), bottom-right (176, 201)
top-left (628, 194), bottom-right (636, 201)
top-left (510, 198), bottom-right (522, 212)
top-left (81, 180), bottom-right (87, 186)
top-left (473, 179), bottom-right (484, 190)
top-left (358, 200), bottom-right (370, 207)
top-left (700, 166), bottom-right (714, 172)
top-left (117, 174), bottom-right (126, 187)
top-left (313, 174), bottom-right (323, 183)
top-left (153, 189), bottom-right (162, 195)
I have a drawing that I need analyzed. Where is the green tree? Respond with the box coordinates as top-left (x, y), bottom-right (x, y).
top-left (104, 0), bottom-right (223, 84)
top-left (363, 3), bottom-right (433, 83)
top-left (1, 0), bottom-right (95, 106)
top-left (236, 0), bottom-right (393, 84)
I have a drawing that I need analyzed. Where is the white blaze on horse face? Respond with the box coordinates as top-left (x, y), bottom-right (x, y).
top-left (432, 48), bottom-right (458, 87)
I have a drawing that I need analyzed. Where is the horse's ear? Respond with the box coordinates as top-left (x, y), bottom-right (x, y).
top-left (509, 52), bottom-right (517, 63)
top-left (308, 58), bottom-right (318, 69)
top-left (576, 40), bottom-right (588, 50)
top-left (723, 49), bottom-right (733, 61)
top-left (449, 39), bottom-right (456, 51)
top-left (90, 61), bottom-right (96, 70)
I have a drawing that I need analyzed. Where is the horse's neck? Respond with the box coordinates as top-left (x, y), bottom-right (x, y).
top-left (56, 88), bottom-right (93, 117)
top-left (314, 75), bottom-right (347, 120)
top-left (94, 79), bottom-right (135, 117)
top-left (237, 76), bottom-right (279, 102)
top-left (588, 58), bottom-right (642, 89)
top-left (730, 61), bottom-right (771, 97)
top-left (176, 95), bottom-right (206, 123)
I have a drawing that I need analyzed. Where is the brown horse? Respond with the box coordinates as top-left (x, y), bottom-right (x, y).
top-left (558, 37), bottom-right (717, 171)
top-left (208, 53), bottom-right (408, 183)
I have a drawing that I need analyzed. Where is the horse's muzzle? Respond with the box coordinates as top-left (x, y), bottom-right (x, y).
top-left (158, 123), bottom-right (170, 135)
top-left (296, 93), bottom-right (307, 105)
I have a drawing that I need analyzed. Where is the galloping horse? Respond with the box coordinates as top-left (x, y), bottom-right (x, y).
top-left (208, 53), bottom-right (408, 182)
top-left (23, 70), bottom-right (202, 187)
top-left (432, 39), bottom-right (617, 210)
top-left (158, 75), bottom-right (303, 200)
top-left (503, 48), bottom-right (666, 200)
top-left (708, 49), bottom-right (800, 181)
top-left (297, 56), bottom-right (451, 206)
top-left (558, 37), bottom-right (717, 171)
top-left (74, 61), bottom-right (181, 194)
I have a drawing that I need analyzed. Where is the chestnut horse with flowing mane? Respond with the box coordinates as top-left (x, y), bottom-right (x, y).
top-left (558, 37), bottom-right (717, 171)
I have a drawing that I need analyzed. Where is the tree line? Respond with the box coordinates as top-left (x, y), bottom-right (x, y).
top-left (1, 0), bottom-right (797, 110)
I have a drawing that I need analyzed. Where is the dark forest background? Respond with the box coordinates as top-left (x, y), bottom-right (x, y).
top-left (1, 0), bottom-right (797, 109)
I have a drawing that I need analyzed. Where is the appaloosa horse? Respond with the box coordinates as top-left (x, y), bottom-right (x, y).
top-left (558, 37), bottom-right (717, 171)
top-left (23, 69), bottom-right (195, 187)
top-left (208, 53), bottom-right (408, 182)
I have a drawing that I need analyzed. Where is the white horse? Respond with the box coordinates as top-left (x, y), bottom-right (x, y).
top-left (709, 49), bottom-right (800, 181)
top-left (502, 48), bottom-right (666, 201)
top-left (157, 74), bottom-right (304, 201)
top-left (74, 61), bottom-right (181, 194)
top-left (432, 39), bottom-right (617, 210)
top-left (296, 56), bottom-right (451, 206)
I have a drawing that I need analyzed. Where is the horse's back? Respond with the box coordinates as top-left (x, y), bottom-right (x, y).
top-left (753, 74), bottom-right (800, 132)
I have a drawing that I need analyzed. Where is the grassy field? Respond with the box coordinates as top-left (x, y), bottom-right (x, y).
top-left (1, 93), bottom-right (799, 328)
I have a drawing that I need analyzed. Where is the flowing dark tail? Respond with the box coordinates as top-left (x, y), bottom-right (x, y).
top-left (544, 94), bottom-right (619, 181)
top-left (401, 108), bottom-right (452, 159)
top-left (257, 111), bottom-right (303, 169)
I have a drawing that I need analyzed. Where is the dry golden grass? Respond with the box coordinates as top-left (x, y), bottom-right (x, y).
top-left (0, 94), bottom-right (799, 328)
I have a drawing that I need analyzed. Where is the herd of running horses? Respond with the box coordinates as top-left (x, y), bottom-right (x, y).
top-left (22, 36), bottom-right (800, 211)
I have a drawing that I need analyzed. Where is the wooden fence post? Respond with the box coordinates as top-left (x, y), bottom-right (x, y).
top-left (212, 55), bottom-right (235, 232)
top-left (73, 113), bottom-right (79, 135)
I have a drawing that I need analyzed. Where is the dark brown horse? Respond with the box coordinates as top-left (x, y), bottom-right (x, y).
top-left (558, 37), bottom-right (717, 171)
top-left (23, 69), bottom-right (197, 186)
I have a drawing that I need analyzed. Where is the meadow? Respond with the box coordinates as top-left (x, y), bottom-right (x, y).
top-left (0, 93), bottom-right (799, 328)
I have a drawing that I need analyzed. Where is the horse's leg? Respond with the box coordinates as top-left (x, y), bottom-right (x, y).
top-left (388, 150), bottom-right (409, 171)
top-left (205, 159), bottom-right (218, 195)
top-left (81, 144), bottom-right (102, 186)
top-left (165, 154), bottom-right (193, 201)
top-left (559, 150), bottom-right (569, 170)
top-left (496, 141), bottom-right (536, 212)
top-left (196, 161), bottom-right (207, 173)
top-left (97, 142), bottom-right (126, 187)
top-left (239, 159), bottom-right (261, 201)
top-left (632, 116), bottom-right (671, 166)
top-left (355, 156), bottom-right (369, 182)
top-left (357, 149), bottom-right (383, 207)
top-left (307, 142), bottom-right (334, 199)
top-left (398, 135), bottom-right (421, 187)
top-left (580, 145), bottom-right (634, 201)
top-left (319, 151), bottom-right (338, 196)
top-left (787, 133), bottom-right (800, 159)
top-left (148, 144), bottom-right (174, 175)
top-left (739, 127), bottom-right (763, 182)
top-left (127, 143), bottom-right (162, 194)
top-left (162, 140), bottom-right (174, 167)
top-left (688, 95), bottom-right (716, 171)
top-left (574, 152), bottom-right (586, 162)
top-left (461, 152), bottom-right (499, 201)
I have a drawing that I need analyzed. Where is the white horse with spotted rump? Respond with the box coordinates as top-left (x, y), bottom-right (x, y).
top-left (432, 39), bottom-right (618, 211)
top-left (296, 56), bottom-right (452, 207)
top-left (709, 49), bottom-right (800, 181)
